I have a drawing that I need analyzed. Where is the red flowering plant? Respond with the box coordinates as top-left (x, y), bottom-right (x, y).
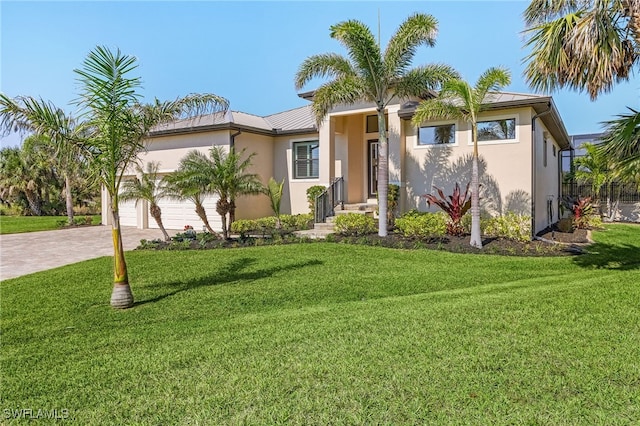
top-left (423, 182), bottom-right (472, 236)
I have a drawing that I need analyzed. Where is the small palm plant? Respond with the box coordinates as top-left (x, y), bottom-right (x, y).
top-left (120, 161), bottom-right (171, 241)
top-left (265, 177), bottom-right (284, 229)
top-left (423, 182), bottom-right (472, 236)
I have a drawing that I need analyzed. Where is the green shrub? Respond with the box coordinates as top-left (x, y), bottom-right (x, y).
top-left (395, 211), bottom-right (447, 238)
top-left (279, 213), bottom-right (313, 231)
top-left (483, 213), bottom-right (531, 242)
top-left (585, 214), bottom-right (604, 230)
top-left (231, 219), bottom-right (258, 237)
top-left (306, 185), bottom-right (327, 213)
top-left (334, 213), bottom-right (376, 236)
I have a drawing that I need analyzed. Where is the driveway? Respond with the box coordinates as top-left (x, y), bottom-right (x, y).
top-left (0, 226), bottom-right (163, 280)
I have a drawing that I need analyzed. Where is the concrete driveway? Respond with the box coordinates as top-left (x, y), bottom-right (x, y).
top-left (0, 225), bottom-right (164, 280)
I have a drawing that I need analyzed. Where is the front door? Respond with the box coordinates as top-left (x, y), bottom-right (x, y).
top-left (368, 139), bottom-right (379, 198)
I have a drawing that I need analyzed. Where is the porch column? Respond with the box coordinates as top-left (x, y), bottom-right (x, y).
top-left (319, 117), bottom-right (336, 185)
top-left (387, 105), bottom-right (406, 212)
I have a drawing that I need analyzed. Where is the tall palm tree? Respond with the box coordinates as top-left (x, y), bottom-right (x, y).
top-left (412, 67), bottom-right (511, 249)
top-left (523, 0), bottom-right (639, 100)
top-left (208, 146), bottom-right (263, 239)
top-left (120, 161), bottom-right (172, 241)
top-left (73, 46), bottom-right (228, 308)
top-left (294, 13), bottom-right (459, 237)
top-left (164, 151), bottom-right (221, 236)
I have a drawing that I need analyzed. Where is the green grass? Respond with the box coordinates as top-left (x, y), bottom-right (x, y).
top-left (2, 224), bottom-right (639, 424)
top-left (0, 215), bottom-right (101, 234)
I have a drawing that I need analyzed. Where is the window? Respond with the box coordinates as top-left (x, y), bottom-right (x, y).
top-left (477, 118), bottom-right (516, 141)
top-left (553, 145), bottom-right (557, 157)
top-left (293, 141), bottom-right (319, 179)
top-left (543, 138), bottom-right (548, 167)
top-left (418, 124), bottom-right (456, 145)
top-left (366, 114), bottom-right (388, 133)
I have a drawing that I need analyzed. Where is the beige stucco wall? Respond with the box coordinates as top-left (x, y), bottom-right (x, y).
top-left (273, 132), bottom-right (320, 215)
top-left (141, 131), bottom-right (231, 172)
top-left (533, 118), bottom-right (561, 233)
top-left (234, 133), bottom-right (274, 220)
top-left (405, 107), bottom-right (534, 220)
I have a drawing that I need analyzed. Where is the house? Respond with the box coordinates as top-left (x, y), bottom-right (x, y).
top-left (104, 91), bottom-right (571, 237)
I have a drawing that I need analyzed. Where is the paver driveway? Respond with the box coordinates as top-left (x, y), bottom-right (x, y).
top-left (0, 225), bottom-right (163, 280)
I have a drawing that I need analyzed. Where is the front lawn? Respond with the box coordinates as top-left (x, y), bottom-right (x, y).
top-left (0, 215), bottom-right (101, 234)
top-left (1, 224), bottom-right (639, 423)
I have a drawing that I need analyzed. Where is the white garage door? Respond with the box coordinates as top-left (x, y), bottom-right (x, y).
top-left (118, 199), bottom-right (138, 227)
top-left (150, 197), bottom-right (222, 232)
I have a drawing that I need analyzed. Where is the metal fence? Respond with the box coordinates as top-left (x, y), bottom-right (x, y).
top-left (562, 181), bottom-right (640, 203)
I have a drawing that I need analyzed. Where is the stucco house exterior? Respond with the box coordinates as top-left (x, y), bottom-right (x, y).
top-left (104, 91), bottom-right (571, 237)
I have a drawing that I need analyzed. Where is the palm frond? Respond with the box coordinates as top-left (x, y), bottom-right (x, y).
top-left (294, 54), bottom-right (356, 90)
top-left (384, 13), bottom-right (438, 77)
top-left (329, 20), bottom-right (383, 96)
top-left (392, 64), bottom-right (460, 99)
top-left (311, 78), bottom-right (367, 125)
top-left (600, 107), bottom-right (640, 168)
top-left (412, 98), bottom-right (466, 125)
top-left (474, 67), bottom-right (511, 107)
top-left (523, 0), bottom-right (579, 25)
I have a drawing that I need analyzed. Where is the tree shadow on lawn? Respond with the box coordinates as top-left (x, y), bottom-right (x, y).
top-left (572, 242), bottom-right (640, 270)
top-left (135, 257), bottom-right (324, 306)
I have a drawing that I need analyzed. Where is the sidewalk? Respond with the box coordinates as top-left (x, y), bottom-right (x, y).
top-left (0, 225), bottom-right (163, 280)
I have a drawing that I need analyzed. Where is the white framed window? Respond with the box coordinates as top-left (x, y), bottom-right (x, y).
top-left (293, 140), bottom-right (319, 179)
top-left (366, 114), bottom-right (388, 133)
top-left (472, 114), bottom-right (518, 145)
top-left (418, 123), bottom-right (456, 146)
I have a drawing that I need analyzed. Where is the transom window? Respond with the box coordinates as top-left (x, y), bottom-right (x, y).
top-left (418, 124), bottom-right (456, 145)
top-left (366, 114), bottom-right (389, 133)
top-left (293, 141), bottom-right (319, 179)
top-left (477, 118), bottom-right (516, 141)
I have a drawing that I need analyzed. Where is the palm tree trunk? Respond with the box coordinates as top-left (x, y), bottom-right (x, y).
top-left (64, 173), bottom-right (74, 225)
top-left (228, 199), bottom-right (236, 236)
top-left (194, 202), bottom-right (219, 236)
top-left (470, 126), bottom-right (483, 249)
top-left (377, 107), bottom-right (388, 237)
top-left (216, 198), bottom-right (229, 239)
top-left (109, 202), bottom-right (134, 309)
top-left (24, 189), bottom-right (42, 216)
top-left (150, 203), bottom-right (170, 241)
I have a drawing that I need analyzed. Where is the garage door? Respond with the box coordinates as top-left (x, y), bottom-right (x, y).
top-left (150, 197), bottom-right (222, 232)
top-left (118, 199), bottom-right (138, 227)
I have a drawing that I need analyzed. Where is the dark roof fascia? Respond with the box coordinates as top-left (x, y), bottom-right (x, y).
top-left (149, 123), bottom-right (278, 138)
top-left (273, 127), bottom-right (318, 136)
top-left (298, 90), bottom-right (315, 101)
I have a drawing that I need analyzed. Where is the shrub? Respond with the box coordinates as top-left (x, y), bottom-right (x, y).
top-left (483, 213), bottom-right (531, 242)
top-left (585, 214), bottom-right (604, 229)
top-left (279, 213), bottom-right (313, 231)
top-left (561, 196), bottom-right (593, 229)
top-left (334, 213), bottom-right (376, 236)
top-left (395, 211), bottom-right (447, 239)
top-left (377, 184), bottom-right (400, 225)
top-left (423, 182), bottom-right (471, 236)
top-left (557, 218), bottom-right (573, 233)
top-left (306, 185), bottom-right (327, 213)
top-left (231, 219), bottom-right (258, 238)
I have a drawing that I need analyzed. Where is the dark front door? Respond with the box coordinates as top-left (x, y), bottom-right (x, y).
top-left (368, 139), bottom-right (379, 198)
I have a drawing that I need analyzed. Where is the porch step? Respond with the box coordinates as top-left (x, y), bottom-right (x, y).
top-left (339, 203), bottom-right (377, 211)
top-left (313, 222), bottom-right (336, 231)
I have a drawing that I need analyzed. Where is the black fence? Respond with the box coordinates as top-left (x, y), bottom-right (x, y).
top-left (562, 181), bottom-right (640, 203)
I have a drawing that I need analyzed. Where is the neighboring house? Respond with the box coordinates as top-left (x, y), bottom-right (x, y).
top-left (103, 91), bottom-right (572, 236)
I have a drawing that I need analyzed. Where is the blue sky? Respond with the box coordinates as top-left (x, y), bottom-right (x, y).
top-left (1, 1), bottom-right (638, 148)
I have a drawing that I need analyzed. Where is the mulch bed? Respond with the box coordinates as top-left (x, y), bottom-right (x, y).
top-left (139, 228), bottom-right (591, 257)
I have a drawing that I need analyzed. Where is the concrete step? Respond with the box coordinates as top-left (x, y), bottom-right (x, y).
top-left (313, 222), bottom-right (336, 231)
top-left (339, 203), bottom-right (377, 211)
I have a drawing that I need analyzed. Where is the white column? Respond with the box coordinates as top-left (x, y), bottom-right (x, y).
top-left (318, 117), bottom-right (335, 185)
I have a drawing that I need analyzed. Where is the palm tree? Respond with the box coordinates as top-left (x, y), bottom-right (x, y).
top-left (0, 95), bottom-right (85, 224)
top-left (120, 161), bottom-right (172, 241)
top-left (208, 146), bottom-right (263, 239)
top-left (599, 108), bottom-right (640, 186)
top-left (73, 46), bottom-right (228, 308)
top-left (265, 177), bottom-right (285, 228)
top-left (164, 151), bottom-right (221, 236)
top-left (523, 0), bottom-right (639, 100)
top-left (294, 13), bottom-right (459, 237)
top-left (412, 67), bottom-right (511, 249)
